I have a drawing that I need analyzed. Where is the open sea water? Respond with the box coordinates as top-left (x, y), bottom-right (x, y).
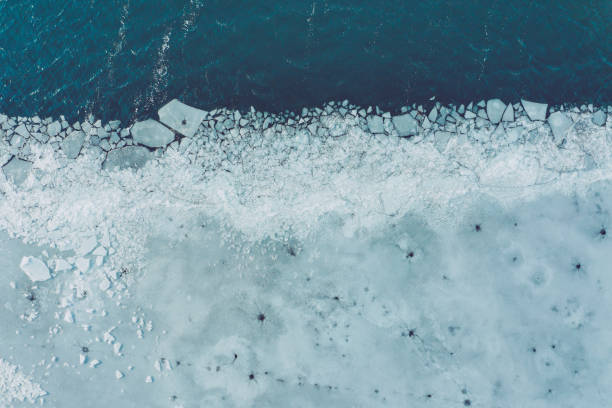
top-left (0, 0), bottom-right (610, 123)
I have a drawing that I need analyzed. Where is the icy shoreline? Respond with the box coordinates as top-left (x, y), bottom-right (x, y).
top-left (1, 99), bottom-right (611, 406)
top-left (0, 99), bottom-right (610, 266)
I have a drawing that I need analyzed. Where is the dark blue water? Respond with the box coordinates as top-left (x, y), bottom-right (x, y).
top-left (0, 0), bottom-right (610, 123)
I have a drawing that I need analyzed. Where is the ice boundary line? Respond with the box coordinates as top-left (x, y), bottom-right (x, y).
top-left (0, 99), bottom-right (610, 274)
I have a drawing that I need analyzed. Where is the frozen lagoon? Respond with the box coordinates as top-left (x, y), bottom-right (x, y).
top-left (0, 99), bottom-right (611, 407)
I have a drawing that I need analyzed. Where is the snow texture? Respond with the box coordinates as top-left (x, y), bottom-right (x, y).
top-left (0, 99), bottom-right (611, 407)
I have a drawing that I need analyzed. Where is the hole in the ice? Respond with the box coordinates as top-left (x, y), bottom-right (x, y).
top-left (531, 347), bottom-right (537, 353)
top-left (407, 251), bottom-right (414, 258)
top-left (175, 360), bottom-right (181, 366)
top-left (575, 263), bottom-right (581, 270)
top-left (475, 224), bottom-right (481, 232)
top-left (600, 228), bottom-right (606, 236)
top-left (257, 313), bottom-right (266, 323)
top-left (464, 399), bottom-right (472, 406)
top-left (81, 346), bottom-right (89, 353)
top-left (248, 373), bottom-right (255, 381)
top-left (426, 394), bottom-right (432, 398)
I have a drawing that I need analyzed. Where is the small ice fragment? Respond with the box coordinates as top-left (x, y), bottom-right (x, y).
top-left (103, 146), bottom-right (153, 170)
top-left (486, 99), bottom-right (506, 124)
top-left (77, 237), bottom-right (97, 256)
top-left (392, 114), bottom-right (418, 137)
top-left (47, 121), bottom-right (61, 137)
top-left (89, 359), bottom-right (101, 368)
top-left (115, 370), bottom-right (124, 379)
top-left (93, 246), bottom-right (107, 256)
top-left (154, 360), bottom-right (161, 372)
top-left (502, 103), bottom-right (515, 122)
top-left (99, 276), bottom-right (111, 291)
top-left (592, 110), bottom-right (606, 126)
top-left (63, 310), bottom-right (74, 323)
top-left (79, 354), bottom-right (87, 365)
top-left (521, 99), bottom-right (547, 121)
top-left (61, 130), bottom-right (86, 159)
top-left (548, 111), bottom-right (573, 144)
top-left (145, 376), bottom-right (154, 383)
top-left (75, 258), bottom-right (90, 273)
top-left (20, 256), bottom-right (51, 282)
top-left (113, 342), bottom-right (123, 355)
top-left (366, 116), bottom-right (384, 133)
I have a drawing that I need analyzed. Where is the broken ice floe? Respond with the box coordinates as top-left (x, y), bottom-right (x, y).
top-left (19, 256), bottom-right (51, 282)
top-left (158, 98), bottom-right (208, 138)
top-left (131, 119), bottom-right (174, 148)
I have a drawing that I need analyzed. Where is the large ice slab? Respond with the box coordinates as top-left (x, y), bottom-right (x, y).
top-left (61, 130), bottom-right (86, 159)
top-left (521, 99), bottom-right (547, 121)
top-left (19, 256), bottom-right (51, 282)
top-left (131, 119), bottom-right (174, 148)
top-left (103, 146), bottom-right (154, 170)
top-left (486, 99), bottom-right (506, 124)
top-left (548, 111), bottom-right (573, 144)
top-left (392, 113), bottom-right (418, 137)
top-left (158, 99), bottom-right (207, 138)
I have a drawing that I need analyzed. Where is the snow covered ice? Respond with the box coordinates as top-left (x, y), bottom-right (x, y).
top-left (0, 99), bottom-right (611, 407)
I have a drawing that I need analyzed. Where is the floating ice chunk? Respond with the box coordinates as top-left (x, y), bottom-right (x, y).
top-left (47, 121), bottom-right (61, 137)
top-left (131, 119), bottom-right (174, 148)
top-left (2, 157), bottom-right (32, 185)
top-left (428, 107), bottom-right (438, 122)
top-left (15, 124), bottom-right (30, 138)
top-left (521, 99), bottom-right (547, 121)
top-left (79, 354), bottom-right (87, 365)
top-left (89, 359), bottom-right (101, 368)
top-left (502, 103), bottom-right (515, 122)
top-left (115, 370), bottom-right (124, 379)
top-left (486, 99), bottom-right (506, 124)
top-left (548, 111), bottom-right (573, 144)
top-left (392, 114), bottom-right (418, 137)
top-left (366, 116), bottom-right (384, 133)
top-left (158, 99), bottom-right (207, 138)
top-left (19, 256), bottom-right (51, 282)
top-left (464, 110), bottom-right (476, 119)
top-left (592, 110), bottom-right (606, 126)
top-left (145, 376), bottom-right (153, 383)
top-left (103, 146), bottom-right (153, 170)
top-left (61, 130), bottom-right (86, 159)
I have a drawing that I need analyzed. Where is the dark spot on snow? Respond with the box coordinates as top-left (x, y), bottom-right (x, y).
top-left (287, 246), bottom-right (296, 256)
top-left (531, 347), bottom-right (537, 353)
top-left (333, 296), bottom-right (340, 301)
top-left (374, 389), bottom-right (379, 394)
top-left (512, 256), bottom-right (517, 262)
top-left (548, 389), bottom-right (552, 393)
top-left (181, 119), bottom-right (187, 126)
top-left (26, 291), bottom-right (36, 302)
top-left (464, 399), bottom-right (471, 406)
top-left (475, 224), bottom-right (481, 232)
top-left (81, 346), bottom-right (89, 353)
top-left (514, 222), bottom-right (518, 227)
top-left (176, 360), bottom-right (181, 366)
top-left (575, 263), bottom-right (581, 270)
top-left (426, 394), bottom-right (432, 398)
top-left (407, 251), bottom-right (414, 258)
top-left (551, 344), bottom-right (556, 349)
top-left (257, 313), bottom-right (266, 323)
top-left (600, 228), bottom-right (606, 236)
top-left (216, 366), bottom-right (220, 372)
top-left (118, 267), bottom-right (129, 278)
top-left (170, 395), bottom-right (178, 401)
top-left (461, 388), bottom-right (468, 395)
top-left (408, 329), bottom-right (415, 337)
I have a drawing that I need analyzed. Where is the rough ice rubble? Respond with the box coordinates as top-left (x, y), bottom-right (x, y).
top-left (0, 99), bottom-right (611, 406)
